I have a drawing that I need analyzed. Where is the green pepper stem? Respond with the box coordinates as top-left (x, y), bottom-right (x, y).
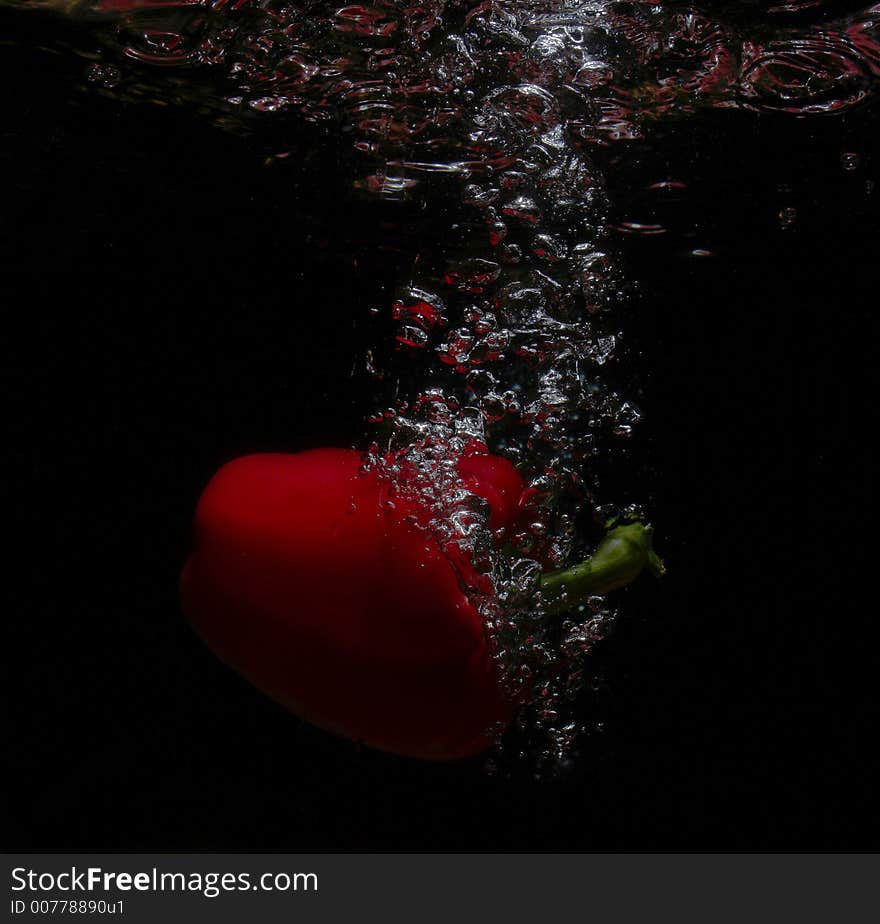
top-left (538, 522), bottom-right (664, 615)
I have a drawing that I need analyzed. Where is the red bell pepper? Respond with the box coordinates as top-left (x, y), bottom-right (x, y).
top-left (181, 444), bottom-right (662, 760)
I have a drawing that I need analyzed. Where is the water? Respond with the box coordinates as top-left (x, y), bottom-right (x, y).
top-left (4, 0), bottom-right (879, 780)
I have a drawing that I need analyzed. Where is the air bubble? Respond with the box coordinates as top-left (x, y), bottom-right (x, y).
top-left (778, 206), bottom-right (798, 230)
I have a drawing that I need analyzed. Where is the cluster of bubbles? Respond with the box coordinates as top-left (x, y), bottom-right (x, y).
top-left (47, 1), bottom-right (879, 121)
top-left (343, 5), bottom-right (646, 767)
top-left (18, 0), bottom-right (880, 767)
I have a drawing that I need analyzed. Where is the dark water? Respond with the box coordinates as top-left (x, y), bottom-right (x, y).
top-left (4, 1), bottom-right (878, 848)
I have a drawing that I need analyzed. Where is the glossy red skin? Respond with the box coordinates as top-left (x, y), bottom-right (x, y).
top-left (181, 447), bottom-right (524, 760)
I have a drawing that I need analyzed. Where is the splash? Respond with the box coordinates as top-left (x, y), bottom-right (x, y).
top-left (8, 0), bottom-right (880, 768)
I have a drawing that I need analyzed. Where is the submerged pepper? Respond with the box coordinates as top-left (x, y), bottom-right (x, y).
top-left (181, 445), bottom-right (661, 760)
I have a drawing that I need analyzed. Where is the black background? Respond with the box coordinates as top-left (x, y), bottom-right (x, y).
top-left (4, 8), bottom-right (878, 850)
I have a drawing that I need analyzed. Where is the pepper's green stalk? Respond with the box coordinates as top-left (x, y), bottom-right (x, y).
top-left (538, 522), bottom-right (665, 616)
